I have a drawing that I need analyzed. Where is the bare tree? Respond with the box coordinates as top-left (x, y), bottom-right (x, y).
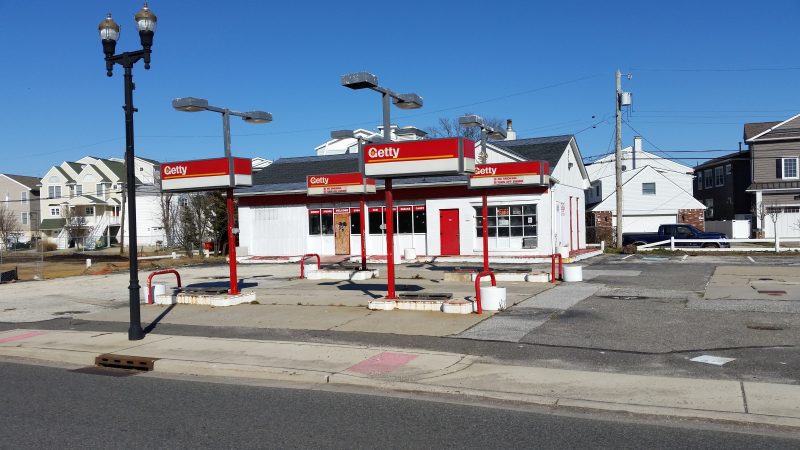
top-left (426, 116), bottom-right (505, 142)
top-left (158, 193), bottom-right (180, 247)
top-left (0, 203), bottom-right (22, 250)
top-left (766, 204), bottom-right (781, 239)
top-left (751, 201), bottom-right (768, 238)
top-left (61, 206), bottom-right (87, 249)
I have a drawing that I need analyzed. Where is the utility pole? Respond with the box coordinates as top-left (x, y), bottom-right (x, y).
top-left (614, 69), bottom-right (624, 247)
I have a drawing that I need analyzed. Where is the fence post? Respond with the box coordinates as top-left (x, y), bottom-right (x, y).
top-left (670, 236), bottom-right (675, 251)
top-left (600, 241), bottom-right (605, 252)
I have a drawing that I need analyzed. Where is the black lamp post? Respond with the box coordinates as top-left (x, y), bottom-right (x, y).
top-left (98, 3), bottom-right (158, 341)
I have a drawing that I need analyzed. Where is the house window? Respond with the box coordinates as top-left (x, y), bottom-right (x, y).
top-left (784, 207), bottom-right (800, 213)
top-left (696, 172), bottom-right (702, 190)
top-left (21, 212), bottom-right (28, 225)
top-left (85, 206), bottom-right (94, 216)
top-left (642, 182), bottom-right (656, 195)
top-left (75, 185), bottom-right (83, 196)
top-left (20, 191), bottom-right (28, 204)
top-left (50, 207), bottom-right (60, 217)
top-left (48, 185), bottom-right (61, 199)
top-left (474, 204), bottom-right (537, 241)
top-left (178, 197), bottom-right (189, 207)
top-left (97, 183), bottom-right (108, 199)
top-left (725, 164), bottom-right (732, 175)
top-left (782, 157), bottom-right (799, 179)
top-left (714, 167), bottom-right (724, 187)
top-left (595, 185), bottom-right (600, 196)
top-left (703, 169), bottom-right (713, 188)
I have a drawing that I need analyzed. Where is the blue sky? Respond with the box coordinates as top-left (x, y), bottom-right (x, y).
top-left (1, 0), bottom-right (799, 176)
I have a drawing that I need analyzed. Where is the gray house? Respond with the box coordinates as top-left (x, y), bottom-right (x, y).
top-left (744, 114), bottom-right (800, 237)
top-left (0, 173), bottom-right (41, 245)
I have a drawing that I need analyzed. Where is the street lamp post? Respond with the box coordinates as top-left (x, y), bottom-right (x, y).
top-left (458, 115), bottom-right (507, 273)
top-left (98, 3), bottom-right (157, 341)
top-left (172, 97), bottom-right (272, 295)
top-left (341, 72), bottom-right (422, 300)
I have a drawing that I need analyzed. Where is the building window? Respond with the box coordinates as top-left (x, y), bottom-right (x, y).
top-left (308, 210), bottom-right (321, 235)
top-left (703, 169), bottom-right (713, 189)
top-left (320, 209), bottom-right (334, 235)
top-left (350, 210), bottom-right (361, 235)
top-left (782, 157), bottom-right (799, 179)
top-left (20, 191), bottom-right (28, 204)
top-left (367, 206), bottom-right (426, 235)
top-left (474, 204), bottom-right (537, 240)
top-left (85, 206), bottom-right (94, 216)
top-left (725, 164), bottom-right (732, 175)
top-left (595, 185), bottom-right (600, 196)
top-left (178, 197), bottom-right (189, 207)
top-left (48, 185), bottom-right (61, 199)
top-left (784, 207), bottom-right (800, 213)
top-left (75, 185), bottom-right (83, 196)
top-left (21, 212), bottom-right (28, 225)
top-left (714, 167), bottom-right (724, 186)
top-left (413, 206), bottom-right (427, 233)
top-left (642, 183), bottom-right (656, 195)
top-left (696, 172), bottom-right (702, 190)
top-left (97, 183), bottom-right (109, 200)
top-left (50, 207), bottom-right (60, 217)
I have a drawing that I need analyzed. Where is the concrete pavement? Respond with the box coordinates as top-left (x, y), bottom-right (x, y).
top-left (1, 328), bottom-right (799, 430)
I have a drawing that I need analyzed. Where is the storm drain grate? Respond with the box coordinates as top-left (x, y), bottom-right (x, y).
top-left (95, 353), bottom-right (157, 371)
top-left (183, 287), bottom-right (229, 295)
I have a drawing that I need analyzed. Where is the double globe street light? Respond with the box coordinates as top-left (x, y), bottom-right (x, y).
top-left (98, 3), bottom-right (157, 341)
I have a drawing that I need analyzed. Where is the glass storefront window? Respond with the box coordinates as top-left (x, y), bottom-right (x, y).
top-left (321, 210), bottom-right (334, 235)
top-left (474, 203), bottom-right (538, 242)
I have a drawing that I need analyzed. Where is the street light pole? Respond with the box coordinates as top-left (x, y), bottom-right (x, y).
top-left (172, 97), bottom-right (272, 296)
top-left (341, 72), bottom-right (423, 300)
top-left (98, 3), bottom-right (157, 341)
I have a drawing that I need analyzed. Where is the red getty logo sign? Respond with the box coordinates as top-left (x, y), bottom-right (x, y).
top-left (363, 137), bottom-right (469, 164)
top-left (469, 161), bottom-right (550, 188)
top-left (306, 172), bottom-right (376, 196)
top-left (161, 157), bottom-right (251, 180)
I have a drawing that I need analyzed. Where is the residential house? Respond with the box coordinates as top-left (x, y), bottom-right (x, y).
top-left (744, 114), bottom-right (800, 238)
top-left (585, 136), bottom-right (704, 236)
top-left (0, 174), bottom-right (41, 246)
top-left (693, 150), bottom-right (752, 221)
top-left (236, 122), bottom-right (590, 258)
top-left (38, 156), bottom-right (166, 249)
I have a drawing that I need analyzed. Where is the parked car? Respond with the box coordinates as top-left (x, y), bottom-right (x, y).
top-left (622, 224), bottom-right (729, 248)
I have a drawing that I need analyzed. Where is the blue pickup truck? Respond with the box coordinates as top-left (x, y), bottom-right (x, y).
top-left (622, 224), bottom-right (729, 248)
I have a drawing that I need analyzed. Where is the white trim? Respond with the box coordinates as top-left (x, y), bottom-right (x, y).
top-left (745, 187), bottom-right (800, 192)
top-left (746, 113), bottom-right (800, 142)
top-left (781, 157), bottom-right (799, 180)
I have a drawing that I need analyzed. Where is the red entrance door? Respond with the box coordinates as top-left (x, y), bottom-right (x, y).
top-left (439, 209), bottom-right (460, 256)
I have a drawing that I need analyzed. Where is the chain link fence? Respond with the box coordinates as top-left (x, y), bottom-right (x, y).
top-left (0, 247), bottom-right (44, 281)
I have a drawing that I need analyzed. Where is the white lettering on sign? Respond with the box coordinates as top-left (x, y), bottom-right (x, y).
top-left (309, 177), bottom-right (329, 185)
top-left (474, 166), bottom-right (497, 176)
top-left (367, 147), bottom-right (400, 159)
top-left (164, 165), bottom-right (187, 177)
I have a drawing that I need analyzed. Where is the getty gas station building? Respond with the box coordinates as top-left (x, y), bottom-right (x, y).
top-left (235, 132), bottom-right (590, 260)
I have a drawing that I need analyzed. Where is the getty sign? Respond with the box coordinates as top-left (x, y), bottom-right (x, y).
top-left (362, 137), bottom-right (475, 178)
top-left (161, 157), bottom-right (252, 191)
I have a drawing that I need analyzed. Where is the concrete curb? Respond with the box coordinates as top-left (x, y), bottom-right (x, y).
top-left (2, 329), bottom-right (799, 430)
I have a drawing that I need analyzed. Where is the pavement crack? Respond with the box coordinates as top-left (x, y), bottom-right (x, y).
top-left (740, 381), bottom-right (749, 414)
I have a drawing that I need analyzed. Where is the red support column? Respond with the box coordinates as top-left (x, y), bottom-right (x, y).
top-left (482, 191), bottom-right (489, 273)
top-left (385, 178), bottom-right (396, 299)
top-left (360, 196), bottom-right (367, 271)
top-left (226, 187), bottom-right (239, 295)
top-left (576, 197), bottom-right (580, 250)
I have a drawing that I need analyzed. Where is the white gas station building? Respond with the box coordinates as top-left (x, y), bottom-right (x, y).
top-left (236, 132), bottom-right (590, 259)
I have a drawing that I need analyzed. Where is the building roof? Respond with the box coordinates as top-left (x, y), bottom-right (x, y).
top-left (693, 150), bottom-right (751, 171)
top-left (2, 174), bottom-right (41, 190)
top-left (743, 121), bottom-right (782, 141)
top-left (491, 135), bottom-right (573, 173)
top-left (746, 181), bottom-right (800, 192)
top-left (54, 166), bottom-right (75, 183)
top-left (39, 218), bottom-right (66, 230)
top-left (251, 153), bottom-right (360, 186)
top-left (66, 162), bottom-right (84, 174)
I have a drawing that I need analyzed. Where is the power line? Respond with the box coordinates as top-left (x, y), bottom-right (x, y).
top-left (630, 66), bottom-right (800, 73)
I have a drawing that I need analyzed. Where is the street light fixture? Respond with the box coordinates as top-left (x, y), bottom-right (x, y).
top-left (172, 97), bottom-right (272, 296)
top-left (459, 115), bottom-right (508, 273)
top-left (98, 3), bottom-right (157, 341)
top-left (340, 71), bottom-right (423, 141)
top-left (340, 72), bottom-right (422, 300)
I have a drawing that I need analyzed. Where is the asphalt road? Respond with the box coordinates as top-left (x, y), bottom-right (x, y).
top-left (1, 361), bottom-right (797, 449)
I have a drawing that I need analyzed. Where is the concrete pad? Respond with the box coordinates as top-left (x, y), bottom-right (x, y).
top-left (516, 283), bottom-right (601, 310)
top-left (457, 309), bottom-right (552, 342)
top-left (581, 269), bottom-right (641, 280)
top-left (744, 381), bottom-right (800, 418)
top-left (332, 309), bottom-right (489, 336)
top-left (419, 363), bottom-right (746, 413)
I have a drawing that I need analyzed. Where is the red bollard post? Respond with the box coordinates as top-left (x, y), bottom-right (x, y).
top-left (299, 253), bottom-right (320, 279)
top-left (474, 271), bottom-right (497, 315)
top-left (147, 269), bottom-right (182, 304)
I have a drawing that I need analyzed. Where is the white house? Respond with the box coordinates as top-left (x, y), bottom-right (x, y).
top-left (38, 156), bottom-right (166, 249)
top-left (236, 124), bottom-right (590, 259)
top-left (585, 136), bottom-right (705, 235)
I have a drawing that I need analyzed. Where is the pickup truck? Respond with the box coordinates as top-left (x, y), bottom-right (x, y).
top-left (622, 224), bottom-right (729, 248)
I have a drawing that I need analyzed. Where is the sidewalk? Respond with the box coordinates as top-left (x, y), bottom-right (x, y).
top-left (1, 328), bottom-right (799, 430)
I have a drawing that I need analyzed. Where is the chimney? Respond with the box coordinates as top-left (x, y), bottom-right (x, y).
top-left (632, 136), bottom-right (642, 169)
top-left (505, 119), bottom-right (516, 141)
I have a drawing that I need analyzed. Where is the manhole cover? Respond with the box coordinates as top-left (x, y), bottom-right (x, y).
top-left (746, 322), bottom-right (787, 331)
top-left (600, 295), bottom-right (646, 300)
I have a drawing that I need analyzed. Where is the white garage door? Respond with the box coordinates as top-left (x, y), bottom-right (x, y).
top-left (617, 214), bottom-right (677, 233)
top-left (764, 211), bottom-right (800, 238)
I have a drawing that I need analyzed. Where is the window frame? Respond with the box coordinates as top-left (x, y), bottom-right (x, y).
top-left (703, 169), bottom-right (713, 188)
top-left (696, 172), bottom-right (702, 190)
top-left (50, 207), bottom-right (60, 217)
top-left (474, 203), bottom-right (537, 241)
top-left (20, 191), bottom-right (28, 204)
top-left (782, 157), bottom-right (799, 180)
top-left (642, 182), bottom-right (656, 195)
top-left (21, 212), bottom-right (28, 225)
top-left (714, 166), bottom-right (724, 187)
